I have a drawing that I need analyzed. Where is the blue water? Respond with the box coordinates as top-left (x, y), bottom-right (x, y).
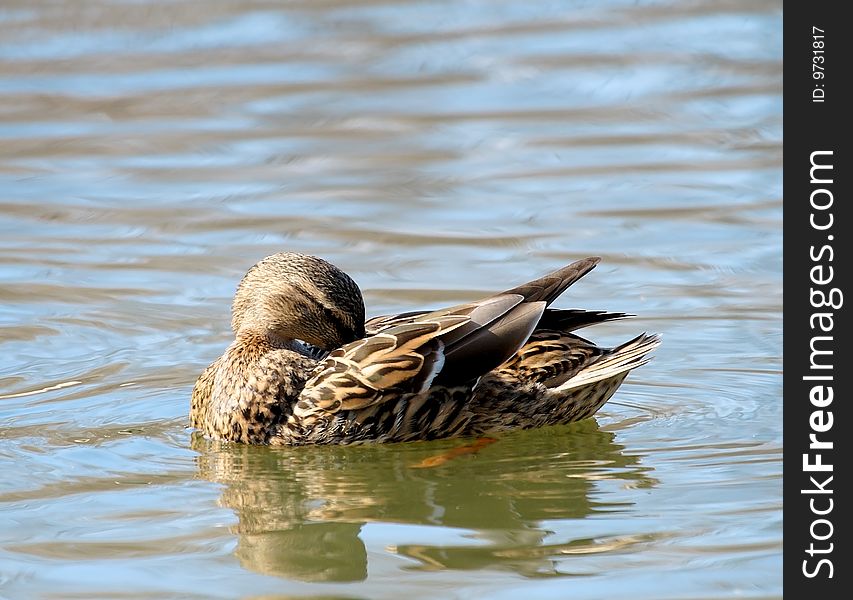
top-left (1, 1), bottom-right (781, 598)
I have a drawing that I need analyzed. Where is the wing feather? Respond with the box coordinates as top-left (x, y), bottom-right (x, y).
top-left (298, 258), bottom-right (606, 419)
top-left (298, 316), bottom-right (468, 415)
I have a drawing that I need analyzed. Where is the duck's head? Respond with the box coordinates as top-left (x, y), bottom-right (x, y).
top-left (231, 252), bottom-right (366, 350)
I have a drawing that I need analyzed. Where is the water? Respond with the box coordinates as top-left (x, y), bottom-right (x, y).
top-left (1, 1), bottom-right (781, 598)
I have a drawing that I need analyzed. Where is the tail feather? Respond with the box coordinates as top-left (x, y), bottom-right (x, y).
top-left (556, 333), bottom-right (661, 391)
top-left (536, 308), bottom-right (631, 333)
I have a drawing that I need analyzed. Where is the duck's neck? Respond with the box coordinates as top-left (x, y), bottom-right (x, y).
top-left (234, 329), bottom-right (300, 353)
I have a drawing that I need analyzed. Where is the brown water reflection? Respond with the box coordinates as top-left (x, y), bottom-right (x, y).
top-left (193, 421), bottom-right (656, 582)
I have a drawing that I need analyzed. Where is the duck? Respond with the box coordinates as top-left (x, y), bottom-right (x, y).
top-left (190, 252), bottom-right (659, 445)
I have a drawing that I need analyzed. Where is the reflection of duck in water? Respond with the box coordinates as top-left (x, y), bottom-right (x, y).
top-left (190, 252), bottom-right (659, 445)
top-left (192, 421), bottom-right (657, 582)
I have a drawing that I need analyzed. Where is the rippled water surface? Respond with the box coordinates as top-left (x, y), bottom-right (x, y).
top-left (1, 1), bottom-right (781, 598)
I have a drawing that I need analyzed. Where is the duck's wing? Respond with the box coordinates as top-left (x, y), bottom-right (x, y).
top-left (500, 256), bottom-right (600, 306)
top-left (301, 257), bottom-right (604, 417)
top-left (363, 257), bottom-right (602, 335)
top-left (296, 295), bottom-right (545, 416)
top-left (364, 310), bottom-right (431, 335)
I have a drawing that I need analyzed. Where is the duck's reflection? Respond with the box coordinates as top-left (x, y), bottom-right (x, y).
top-left (192, 420), bottom-right (655, 582)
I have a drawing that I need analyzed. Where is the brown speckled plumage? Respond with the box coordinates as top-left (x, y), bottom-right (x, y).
top-left (190, 252), bottom-right (660, 445)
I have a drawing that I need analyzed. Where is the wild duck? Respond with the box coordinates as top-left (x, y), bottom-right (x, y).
top-left (190, 252), bottom-right (659, 445)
